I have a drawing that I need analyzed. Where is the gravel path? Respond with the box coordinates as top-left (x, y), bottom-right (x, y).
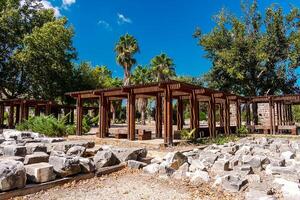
top-left (17, 169), bottom-right (238, 200)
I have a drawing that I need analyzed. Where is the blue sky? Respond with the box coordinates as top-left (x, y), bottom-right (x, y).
top-left (48, 0), bottom-right (300, 78)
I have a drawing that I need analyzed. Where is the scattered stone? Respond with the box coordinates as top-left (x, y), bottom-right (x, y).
top-left (189, 170), bottom-right (210, 184)
top-left (241, 155), bottom-right (262, 171)
top-left (127, 160), bottom-right (147, 169)
top-left (24, 152), bottom-right (49, 165)
top-left (274, 178), bottom-right (300, 200)
top-left (93, 150), bottom-right (120, 169)
top-left (84, 146), bottom-right (102, 157)
top-left (189, 159), bottom-right (207, 172)
top-left (245, 188), bottom-right (276, 200)
top-left (3, 145), bottom-right (26, 157)
top-left (79, 157), bottom-right (95, 173)
top-left (25, 143), bottom-right (47, 154)
top-left (0, 160), bottom-right (26, 191)
top-left (143, 163), bottom-right (160, 174)
top-left (211, 159), bottom-right (230, 172)
top-left (48, 151), bottom-right (81, 177)
top-left (0, 156), bottom-right (24, 162)
top-left (281, 151), bottom-right (295, 160)
top-left (25, 162), bottom-right (56, 183)
top-left (112, 148), bottom-right (147, 162)
top-left (222, 174), bottom-right (248, 192)
top-left (163, 151), bottom-right (188, 170)
top-left (66, 146), bottom-right (86, 157)
top-left (172, 162), bottom-right (189, 180)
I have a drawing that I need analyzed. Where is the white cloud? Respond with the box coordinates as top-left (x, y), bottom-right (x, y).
top-left (98, 20), bottom-right (112, 31)
top-left (20, 0), bottom-right (61, 17)
top-left (41, 0), bottom-right (61, 17)
top-left (62, 0), bottom-right (76, 8)
top-left (117, 13), bottom-right (132, 25)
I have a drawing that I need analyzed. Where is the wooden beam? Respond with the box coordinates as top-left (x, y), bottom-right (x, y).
top-left (236, 99), bottom-right (241, 130)
top-left (269, 99), bottom-right (274, 134)
top-left (128, 91), bottom-right (136, 141)
top-left (155, 94), bottom-right (162, 138)
top-left (76, 96), bottom-right (83, 136)
top-left (0, 104), bottom-right (4, 127)
top-left (164, 86), bottom-right (173, 145)
top-left (224, 97), bottom-right (230, 135)
top-left (177, 97), bottom-right (184, 131)
top-left (15, 105), bottom-right (20, 124)
top-left (8, 104), bottom-right (14, 129)
top-left (208, 95), bottom-right (216, 138)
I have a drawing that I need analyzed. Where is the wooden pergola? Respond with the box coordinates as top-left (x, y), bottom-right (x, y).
top-left (249, 94), bottom-right (300, 134)
top-left (0, 99), bottom-right (98, 128)
top-left (67, 80), bottom-right (248, 145)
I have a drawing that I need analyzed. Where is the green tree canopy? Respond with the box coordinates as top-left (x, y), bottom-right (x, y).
top-left (0, 0), bottom-right (76, 100)
top-left (194, 1), bottom-right (300, 96)
top-left (150, 53), bottom-right (176, 82)
top-left (114, 33), bottom-right (139, 86)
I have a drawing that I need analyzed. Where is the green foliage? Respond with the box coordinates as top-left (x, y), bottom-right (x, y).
top-left (16, 115), bottom-right (72, 137)
top-left (292, 105), bottom-right (300, 123)
top-left (180, 128), bottom-right (196, 140)
top-left (198, 134), bottom-right (240, 145)
top-left (150, 53), bottom-right (176, 82)
top-left (82, 114), bottom-right (99, 133)
top-left (174, 76), bottom-right (203, 86)
top-left (236, 125), bottom-right (249, 136)
top-left (115, 33), bottom-right (140, 86)
top-left (199, 111), bottom-right (206, 121)
top-left (0, 0), bottom-right (76, 99)
top-left (194, 1), bottom-right (300, 96)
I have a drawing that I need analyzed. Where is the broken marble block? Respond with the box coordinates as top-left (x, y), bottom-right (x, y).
top-left (25, 162), bottom-right (56, 183)
top-left (48, 151), bottom-right (81, 177)
top-left (3, 145), bottom-right (27, 157)
top-left (0, 160), bottom-right (26, 191)
top-left (24, 152), bottom-right (49, 165)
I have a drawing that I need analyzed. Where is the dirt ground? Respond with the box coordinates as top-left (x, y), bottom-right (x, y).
top-left (16, 169), bottom-right (239, 200)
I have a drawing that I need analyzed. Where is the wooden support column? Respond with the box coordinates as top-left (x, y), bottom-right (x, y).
top-left (45, 103), bottom-right (51, 116)
top-left (99, 94), bottom-right (108, 138)
top-left (177, 97), bottom-right (184, 131)
top-left (76, 96), bottom-right (83, 136)
top-left (224, 97), bottom-right (230, 135)
top-left (20, 101), bottom-right (25, 122)
top-left (192, 91), bottom-right (199, 136)
top-left (208, 95), bottom-right (216, 138)
top-left (246, 102), bottom-right (251, 126)
top-left (220, 103), bottom-right (224, 127)
top-left (127, 91), bottom-right (136, 141)
top-left (269, 98), bottom-right (274, 134)
top-left (8, 104), bottom-right (14, 128)
top-left (236, 99), bottom-right (241, 130)
top-left (24, 105), bottom-right (29, 120)
top-left (0, 104), bottom-right (4, 127)
top-left (35, 105), bottom-right (40, 117)
top-left (70, 109), bottom-right (74, 124)
top-left (278, 102), bottom-right (282, 126)
top-left (290, 104), bottom-right (293, 124)
top-left (164, 86), bottom-right (173, 145)
top-left (15, 105), bottom-right (20, 124)
top-left (189, 94), bottom-right (194, 130)
top-left (155, 94), bottom-right (162, 138)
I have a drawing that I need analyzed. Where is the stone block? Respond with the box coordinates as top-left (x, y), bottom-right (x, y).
top-left (25, 162), bottom-right (56, 183)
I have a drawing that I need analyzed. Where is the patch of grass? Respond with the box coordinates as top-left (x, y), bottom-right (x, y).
top-left (196, 134), bottom-right (241, 145)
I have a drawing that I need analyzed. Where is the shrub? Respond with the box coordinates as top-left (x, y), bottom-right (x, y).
top-left (16, 115), bottom-right (67, 137)
top-left (237, 125), bottom-right (248, 136)
top-left (180, 128), bottom-right (196, 140)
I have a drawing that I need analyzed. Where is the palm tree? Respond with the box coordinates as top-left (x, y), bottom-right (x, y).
top-left (131, 65), bottom-right (152, 125)
top-left (114, 34), bottom-right (139, 86)
top-left (150, 53), bottom-right (176, 82)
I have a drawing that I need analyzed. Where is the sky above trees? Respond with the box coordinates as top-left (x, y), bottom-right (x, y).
top-left (43, 0), bottom-right (300, 78)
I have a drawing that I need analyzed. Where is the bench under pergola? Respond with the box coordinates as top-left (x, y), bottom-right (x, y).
top-left (67, 80), bottom-right (248, 145)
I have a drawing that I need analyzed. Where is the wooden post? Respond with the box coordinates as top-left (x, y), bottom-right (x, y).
top-left (164, 86), bottom-right (173, 145)
top-left (278, 102), bottom-right (282, 126)
top-left (269, 98), bottom-right (274, 134)
top-left (15, 105), bottom-right (20, 124)
top-left (208, 95), bottom-right (216, 138)
top-left (189, 94), bottom-right (194, 130)
top-left (192, 91), bottom-right (199, 137)
top-left (155, 94), bottom-right (162, 138)
top-left (8, 104), bottom-right (14, 128)
top-left (246, 101), bottom-right (251, 126)
top-left (76, 96), bottom-right (83, 136)
top-left (220, 103), bottom-right (224, 127)
top-left (290, 104), bottom-right (293, 124)
top-left (35, 105), bottom-right (40, 117)
top-left (45, 103), bottom-right (51, 116)
top-left (0, 104), bottom-right (4, 127)
top-left (24, 105), bottom-right (29, 120)
top-left (127, 91), bottom-right (136, 141)
top-left (99, 94), bottom-right (108, 138)
top-left (70, 109), bottom-right (74, 124)
top-left (20, 101), bottom-right (25, 122)
top-left (224, 97), bottom-right (230, 135)
top-left (177, 97), bottom-right (184, 131)
top-left (236, 99), bottom-right (241, 130)
top-left (98, 96), bottom-right (103, 138)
